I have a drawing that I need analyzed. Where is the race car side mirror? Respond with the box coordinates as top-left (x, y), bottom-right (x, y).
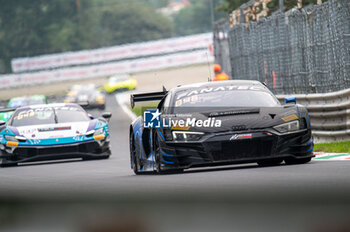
top-left (88, 114), bottom-right (94, 119)
top-left (102, 112), bottom-right (112, 120)
top-left (285, 96), bottom-right (296, 104)
top-left (0, 120), bottom-right (5, 126)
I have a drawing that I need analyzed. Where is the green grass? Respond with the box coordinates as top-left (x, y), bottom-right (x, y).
top-left (130, 102), bottom-right (159, 116)
top-left (314, 141), bottom-right (350, 153)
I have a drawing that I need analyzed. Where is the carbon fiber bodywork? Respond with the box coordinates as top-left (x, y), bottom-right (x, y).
top-left (158, 129), bottom-right (313, 170)
top-left (129, 80), bottom-right (314, 174)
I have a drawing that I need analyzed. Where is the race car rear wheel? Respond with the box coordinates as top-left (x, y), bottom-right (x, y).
top-left (257, 158), bottom-right (283, 167)
top-left (284, 157), bottom-right (312, 165)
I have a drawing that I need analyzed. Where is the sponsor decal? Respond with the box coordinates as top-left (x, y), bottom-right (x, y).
top-left (171, 125), bottom-right (191, 130)
top-left (144, 109), bottom-right (161, 128)
top-left (38, 126), bottom-right (71, 132)
top-left (27, 139), bottom-right (41, 145)
top-left (230, 133), bottom-right (253, 140)
top-left (176, 85), bottom-right (264, 100)
top-left (282, 114), bottom-right (299, 122)
top-left (232, 125), bottom-right (247, 131)
top-left (73, 135), bottom-right (85, 141)
top-left (143, 109), bottom-right (222, 129)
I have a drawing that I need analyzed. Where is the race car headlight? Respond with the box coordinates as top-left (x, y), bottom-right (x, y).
top-left (273, 120), bottom-right (300, 133)
top-left (5, 135), bottom-right (17, 142)
top-left (172, 131), bottom-right (204, 141)
top-left (96, 95), bottom-right (104, 101)
top-left (85, 128), bottom-right (104, 137)
top-left (93, 128), bottom-right (105, 140)
top-left (94, 128), bottom-right (104, 136)
top-left (4, 135), bottom-right (20, 147)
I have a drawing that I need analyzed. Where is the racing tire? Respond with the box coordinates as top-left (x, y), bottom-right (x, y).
top-left (257, 158), bottom-right (283, 167)
top-left (154, 140), bottom-right (162, 174)
top-left (284, 157), bottom-right (312, 165)
top-left (154, 138), bottom-right (183, 174)
top-left (130, 132), bottom-right (140, 175)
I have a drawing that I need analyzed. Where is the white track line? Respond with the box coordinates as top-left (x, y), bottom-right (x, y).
top-left (115, 92), bottom-right (137, 121)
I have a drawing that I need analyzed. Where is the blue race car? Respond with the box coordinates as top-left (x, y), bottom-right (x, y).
top-left (0, 103), bottom-right (111, 167)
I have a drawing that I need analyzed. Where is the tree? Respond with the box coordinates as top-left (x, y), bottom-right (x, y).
top-left (98, 1), bottom-right (174, 46)
top-left (0, 0), bottom-right (174, 73)
top-left (172, 0), bottom-right (226, 36)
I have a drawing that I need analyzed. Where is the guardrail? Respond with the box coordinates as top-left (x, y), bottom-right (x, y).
top-left (0, 49), bottom-right (214, 89)
top-left (11, 33), bottom-right (212, 73)
top-left (277, 88), bottom-right (350, 143)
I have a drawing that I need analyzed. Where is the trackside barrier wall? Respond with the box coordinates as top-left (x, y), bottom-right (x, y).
top-left (214, 0), bottom-right (350, 95)
top-left (277, 88), bottom-right (350, 143)
top-left (0, 50), bottom-right (214, 89)
top-left (11, 33), bottom-right (213, 73)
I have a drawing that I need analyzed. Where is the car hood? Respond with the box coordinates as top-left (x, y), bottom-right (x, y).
top-left (162, 106), bottom-right (299, 133)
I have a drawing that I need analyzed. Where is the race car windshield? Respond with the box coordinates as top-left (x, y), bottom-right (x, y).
top-left (11, 108), bottom-right (55, 127)
top-left (11, 106), bottom-right (89, 126)
top-left (109, 76), bottom-right (128, 83)
top-left (172, 90), bottom-right (280, 113)
top-left (55, 107), bottom-right (90, 123)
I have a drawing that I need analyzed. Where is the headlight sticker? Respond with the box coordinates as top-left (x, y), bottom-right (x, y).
top-left (282, 114), bottom-right (299, 122)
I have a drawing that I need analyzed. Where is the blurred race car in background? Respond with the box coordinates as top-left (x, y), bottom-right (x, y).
top-left (0, 95), bottom-right (48, 123)
top-left (129, 80), bottom-right (314, 174)
top-left (8, 95), bottom-right (48, 108)
top-left (103, 74), bottom-right (137, 93)
top-left (0, 103), bottom-right (112, 167)
top-left (64, 84), bottom-right (106, 109)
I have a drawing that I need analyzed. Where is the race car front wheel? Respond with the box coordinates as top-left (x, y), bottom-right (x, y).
top-left (130, 132), bottom-right (140, 175)
top-left (154, 139), bottom-right (162, 174)
top-left (284, 157), bottom-right (312, 165)
top-left (257, 158), bottom-right (283, 167)
top-left (154, 137), bottom-right (183, 174)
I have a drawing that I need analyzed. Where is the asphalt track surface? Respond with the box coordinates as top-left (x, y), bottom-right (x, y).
top-left (1, 94), bottom-right (350, 232)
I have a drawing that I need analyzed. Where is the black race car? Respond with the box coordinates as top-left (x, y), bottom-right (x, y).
top-left (64, 84), bottom-right (106, 110)
top-left (129, 80), bottom-right (314, 174)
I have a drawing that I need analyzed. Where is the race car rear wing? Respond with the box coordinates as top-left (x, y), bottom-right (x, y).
top-left (130, 87), bottom-right (167, 108)
top-left (0, 107), bottom-right (17, 113)
top-left (0, 107), bottom-right (17, 124)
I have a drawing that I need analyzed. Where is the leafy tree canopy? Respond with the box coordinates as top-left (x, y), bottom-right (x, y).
top-left (0, 0), bottom-right (174, 73)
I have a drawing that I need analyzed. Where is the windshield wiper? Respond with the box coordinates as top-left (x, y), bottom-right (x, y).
top-left (52, 108), bottom-right (58, 123)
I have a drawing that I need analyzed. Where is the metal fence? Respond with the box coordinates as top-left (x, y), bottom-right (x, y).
top-left (213, 21), bottom-right (232, 78)
top-left (214, 0), bottom-right (350, 94)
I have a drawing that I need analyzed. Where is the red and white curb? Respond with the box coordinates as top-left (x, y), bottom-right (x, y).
top-left (314, 152), bottom-right (350, 161)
